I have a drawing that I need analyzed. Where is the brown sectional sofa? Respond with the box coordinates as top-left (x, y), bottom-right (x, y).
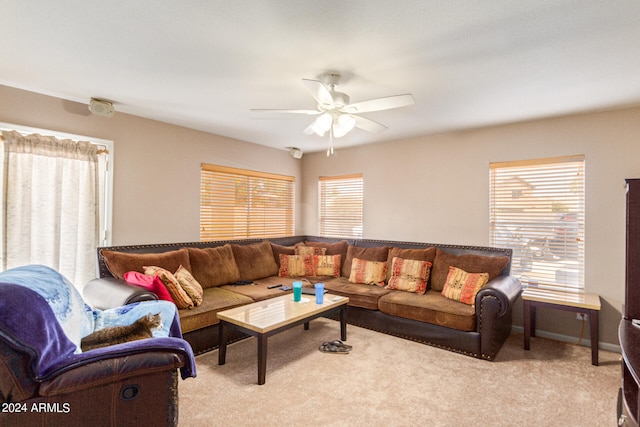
top-left (85, 236), bottom-right (522, 360)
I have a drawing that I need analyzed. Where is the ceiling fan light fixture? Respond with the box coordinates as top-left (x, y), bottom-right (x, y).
top-left (332, 114), bottom-right (356, 138)
top-left (311, 112), bottom-right (332, 136)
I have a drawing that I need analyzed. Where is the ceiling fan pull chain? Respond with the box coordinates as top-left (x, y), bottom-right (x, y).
top-left (327, 126), bottom-right (335, 157)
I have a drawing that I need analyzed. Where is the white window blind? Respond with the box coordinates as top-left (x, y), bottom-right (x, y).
top-left (200, 164), bottom-right (294, 240)
top-left (489, 155), bottom-right (585, 292)
top-left (319, 173), bottom-right (363, 238)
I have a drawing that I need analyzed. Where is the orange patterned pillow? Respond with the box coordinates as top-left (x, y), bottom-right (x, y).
top-left (295, 245), bottom-right (326, 256)
top-left (385, 257), bottom-right (432, 294)
top-left (174, 265), bottom-right (204, 306)
top-left (279, 254), bottom-right (315, 277)
top-left (441, 266), bottom-right (489, 305)
top-left (314, 255), bottom-right (341, 277)
top-left (144, 265), bottom-right (194, 309)
top-left (349, 258), bottom-right (387, 286)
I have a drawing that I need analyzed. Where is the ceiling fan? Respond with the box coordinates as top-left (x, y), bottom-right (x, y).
top-left (251, 73), bottom-right (415, 156)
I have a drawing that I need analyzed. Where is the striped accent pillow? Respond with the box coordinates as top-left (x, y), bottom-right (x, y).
top-left (441, 266), bottom-right (489, 305)
top-left (278, 254), bottom-right (315, 277)
top-left (385, 257), bottom-right (432, 294)
top-left (348, 258), bottom-right (387, 286)
top-left (294, 245), bottom-right (326, 256)
top-left (314, 255), bottom-right (341, 277)
top-left (174, 265), bottom-right (204, 306)
top-left (144, 265), bottom-right (194, 309)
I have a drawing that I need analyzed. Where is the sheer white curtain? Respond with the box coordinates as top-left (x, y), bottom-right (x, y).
top-left (1, 130), bottom-right (99, 289)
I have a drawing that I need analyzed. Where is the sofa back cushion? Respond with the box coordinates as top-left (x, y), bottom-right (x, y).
top-left (187, 245), bottom-right (240, 288)
top-left (342, 245), bottom-right (390, 278)
top-left (231, 240), bottom-right (279, 281)
top-left (100, 248), bottom-right (191, 281)
top-left (270, 242), bottom-right (296, 269)
top-left (430, 249), bottom-right (509, 291)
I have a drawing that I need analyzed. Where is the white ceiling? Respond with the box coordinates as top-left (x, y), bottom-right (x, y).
top-left (2, 1), bottom-right (640, 153)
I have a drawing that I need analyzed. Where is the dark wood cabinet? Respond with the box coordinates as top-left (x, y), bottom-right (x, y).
top-left (619, 178), bottom-right (640, 426)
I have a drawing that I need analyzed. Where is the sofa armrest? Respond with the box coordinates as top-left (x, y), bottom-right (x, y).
top-left (83, 277), bottom-right (158, 310)
top-left (475, 275), bottom-right (522, 317)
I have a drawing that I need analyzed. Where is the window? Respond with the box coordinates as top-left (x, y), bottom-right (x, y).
top-left (489, 155), bottom-right (585, 293)
top-left (200, 164), bottom-right (294, 240)
top-left (0, 123), bottom-right (113, 289)
top-left (319, 173), bottom-right (364, 238)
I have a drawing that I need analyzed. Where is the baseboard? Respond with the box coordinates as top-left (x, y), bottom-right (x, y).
top-left (511, 325), bottom-right (621, 354)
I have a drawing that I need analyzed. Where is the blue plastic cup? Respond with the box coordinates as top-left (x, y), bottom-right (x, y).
top-left (314, 283), bottom-right (324, 304)
top-left (293, 281), bottom-right (302, 302)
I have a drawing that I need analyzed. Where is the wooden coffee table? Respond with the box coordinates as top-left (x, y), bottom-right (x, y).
top-left (217, 293), bottom-right (349, 385)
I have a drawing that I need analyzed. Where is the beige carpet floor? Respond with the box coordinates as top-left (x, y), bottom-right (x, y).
top-left (178, 319), bottom-right (620, 426)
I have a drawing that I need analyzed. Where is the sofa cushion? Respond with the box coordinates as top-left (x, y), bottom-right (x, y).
top-left (305, 240), bottom-right (349, 270)
top-left (220, 276), bottom-right (297, 302)
top-left (100, 248), bottom-right (191, 280)
top-left (143, 266), bottom-right (194, 309)
top-left (322, 276), bottom-right (392, 310)
top-left (175, 265), bottom-right (204, 306)
top-left (123, 271), bottom-right (175, 303)
top-left (342, 245), bottom-right (390, 277)
top-left (430, 249), bottom-right (509, 292)
top-left (378, 290), bottom-right (476, 331)
top-left (385, 257), bottom-right (432, 295)
top-left (441, 266), bottom-right (489, 305)
top-left (385, 246), bottom-right (436, 281)
top-left (187, 245), bottom-right (240, 288)
top-left (348, 258), bottom-right (387, 286)
top-left (270, 243), bottom-right (295, 269)
top-left (178, 287), bottom-right (254, 333)
top-left (231, 241), bottom-right (279, 281)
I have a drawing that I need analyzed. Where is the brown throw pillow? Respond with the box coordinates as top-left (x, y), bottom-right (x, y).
top-left (231, 240), bottom-right (279, 281)
top-left (143, 265), bottom-right (194, 309)
top-left (100, 248), bottom-right (191, 280)
top-left (430, 249), bottom-right (509, 292)
top-left (174, 265), bottom-right (204, 306)
top-left (187, 245), bottom-right (240, 288)
top-left (342, 245), bottom-right (390, 278)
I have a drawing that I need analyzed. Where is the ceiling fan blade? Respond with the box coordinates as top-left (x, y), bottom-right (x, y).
top-left (250, 109), bottom-right (320, 115)
top-left (345, 94), bottom-right (415, 113)
top-left (302, 79), bottom-right (334, 109)
top-left (353, 115), bottom-right (387, 133)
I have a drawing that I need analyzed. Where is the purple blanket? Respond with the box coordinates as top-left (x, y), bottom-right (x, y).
top-left (0, 266), bottom-right (196, 380)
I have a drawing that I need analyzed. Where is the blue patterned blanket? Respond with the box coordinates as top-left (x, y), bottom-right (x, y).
top-left (0, 265), bottom-right (195, 380)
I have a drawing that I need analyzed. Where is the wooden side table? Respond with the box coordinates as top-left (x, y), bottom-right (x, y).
top-left (522, 289), bottom-right (601, 366)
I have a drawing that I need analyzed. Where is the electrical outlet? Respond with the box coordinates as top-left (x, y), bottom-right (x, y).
top-left (577, 313), bottom-right (588, 321)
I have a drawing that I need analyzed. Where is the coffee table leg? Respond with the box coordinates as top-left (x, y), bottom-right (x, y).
top-left (218, 321), bottom-right (227, 365)
top-left (589, 309), bottom-right (599, 366)
top-left (523, 300), bottom-right (531, 350)
top-left (304, 322), bottom-right (310, 330)
top-left (339, 305), bottom-right (347, 341)
top-left (257, 334), bottom-right (267, 385)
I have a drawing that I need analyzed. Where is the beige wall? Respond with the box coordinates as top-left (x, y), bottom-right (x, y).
top-left (3, 84), bottom-right (638, 347)
top-left (301, 106), bottom-right (640, 347)
top-left (0, 85), bottom-right (303, 245)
